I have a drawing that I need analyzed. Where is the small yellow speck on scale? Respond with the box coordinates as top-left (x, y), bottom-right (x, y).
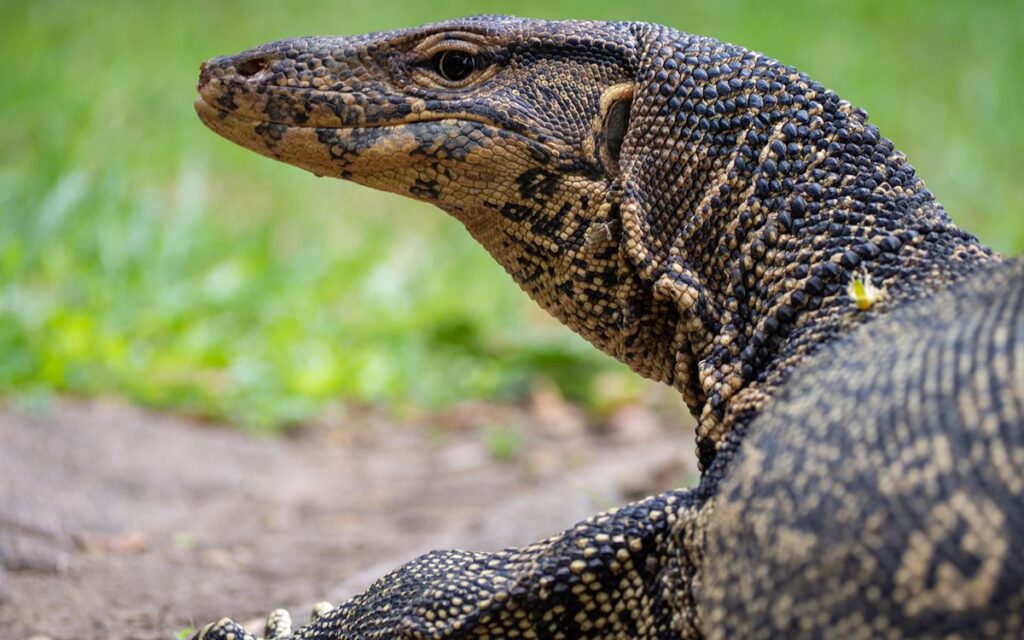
top-left (847, 273), bottom-right (885, 311)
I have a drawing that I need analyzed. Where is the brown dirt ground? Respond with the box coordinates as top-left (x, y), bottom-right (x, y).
top-left (0, 391), bottom-right (694, 640)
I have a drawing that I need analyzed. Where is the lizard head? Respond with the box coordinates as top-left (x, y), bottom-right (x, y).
top-left (196, 17), bottom-right (681, 383)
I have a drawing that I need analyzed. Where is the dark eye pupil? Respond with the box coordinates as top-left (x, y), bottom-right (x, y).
top-left (435, 51), bottom-right (475, 82)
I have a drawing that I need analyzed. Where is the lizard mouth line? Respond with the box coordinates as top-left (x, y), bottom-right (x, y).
top-left (193, 92), bottom-right (563, 157)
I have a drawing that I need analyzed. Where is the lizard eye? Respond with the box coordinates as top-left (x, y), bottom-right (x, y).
top-left (433, 50), bottom-right (475, 82)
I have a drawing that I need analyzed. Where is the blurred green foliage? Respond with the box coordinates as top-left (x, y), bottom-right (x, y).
top-left (483, 424), bottom-right (526, 462)
top-left (1, 1), bottom-right (1021, 429)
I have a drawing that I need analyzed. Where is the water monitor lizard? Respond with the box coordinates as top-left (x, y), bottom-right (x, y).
top-left (191, 16), bottom-right (1024, 639)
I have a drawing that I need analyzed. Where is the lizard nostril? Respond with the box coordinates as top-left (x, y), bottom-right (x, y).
top-left (235, 56), bottom-right (269, 78)
top-left (198, 62), bottom-right (212, 88)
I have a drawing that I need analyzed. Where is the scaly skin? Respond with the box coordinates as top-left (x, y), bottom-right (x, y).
top-left (192, 16), bottom-right (1023, 638)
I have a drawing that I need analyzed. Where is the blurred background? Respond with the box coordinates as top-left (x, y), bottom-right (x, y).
top-left (2, 0), bottom-right (1022, 431)
top-left (2, 2), bottom-right (1023, 638)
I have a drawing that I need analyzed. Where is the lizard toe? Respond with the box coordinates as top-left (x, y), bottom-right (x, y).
top-left (264, 608), bottom-right (293, 639)
top-left (311, 601), bottom-right (334, 622)
top-left (193, 617), bottom-right (260, 640)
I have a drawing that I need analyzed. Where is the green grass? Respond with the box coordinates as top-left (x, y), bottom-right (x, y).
top-left (2, 1), bottom-right (1022, 429)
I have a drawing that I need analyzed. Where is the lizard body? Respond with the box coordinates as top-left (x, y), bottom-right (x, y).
top-left (192, 16), bottom-right (1023, 638)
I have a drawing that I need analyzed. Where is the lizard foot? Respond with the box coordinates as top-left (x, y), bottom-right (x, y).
top-left (193, 602), bottom-right (334, 640)
top-left (189, 492), bottom-right (695, 639)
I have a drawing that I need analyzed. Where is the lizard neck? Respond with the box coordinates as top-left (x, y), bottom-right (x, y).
top-left (622, 28), bottom-right (997, 466)
top-left (686, 181), bottom-right (994, 467)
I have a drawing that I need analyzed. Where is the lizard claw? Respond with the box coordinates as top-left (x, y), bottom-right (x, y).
top-left (311, 601), bottom-right (334, 622)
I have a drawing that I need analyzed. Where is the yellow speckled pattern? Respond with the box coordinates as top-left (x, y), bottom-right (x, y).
top-left (705, 259), bottom-right (1024, 638)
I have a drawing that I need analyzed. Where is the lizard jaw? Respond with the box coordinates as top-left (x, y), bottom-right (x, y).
top-left (194, 93), bottom-right (560, 209)
top-left (194, 93), bottom-right (423, 180)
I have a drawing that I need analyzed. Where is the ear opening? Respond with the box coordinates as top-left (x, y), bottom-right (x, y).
top-left (596, 83), bottom-right (635, 176)
top-left (605, 96), bottom-right (632, 165)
